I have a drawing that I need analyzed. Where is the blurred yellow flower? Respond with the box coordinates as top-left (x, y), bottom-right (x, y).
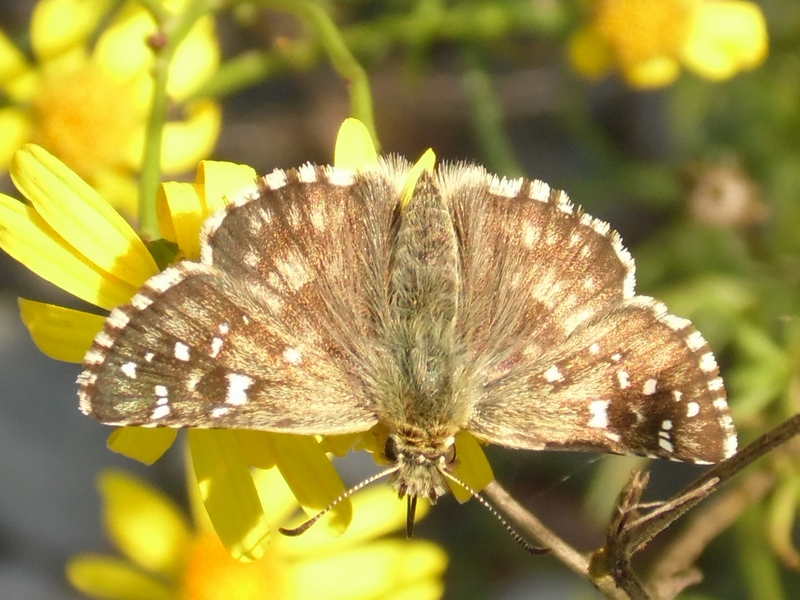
top-left (569, 0), bottom-right (768, 89)
top-left (0, 0), bottom-right (221, 217)
top-left (0, 117), bottom-right (492, 561)
top-left (67, 468), bottom-right (448, 600)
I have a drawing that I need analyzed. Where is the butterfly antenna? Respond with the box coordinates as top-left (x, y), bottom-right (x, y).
top-left (440, 470), bottom-right (549, 555)
top-left (279, 466), bottom-right (399, 536)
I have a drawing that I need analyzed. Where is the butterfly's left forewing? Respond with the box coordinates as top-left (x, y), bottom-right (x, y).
top-left (79, 163), bottom-right (406, 434)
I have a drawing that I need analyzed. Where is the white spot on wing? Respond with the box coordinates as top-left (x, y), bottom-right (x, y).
top-left (84, 349), bottom-right (105, 365)
top-left (699, 352), bottom-right (718, 373)
top-left (130, 293), bottom-right (153, 310)
top-left (529, 179), bottom-right (550, 202)
top-left (283, 347), bottom-right (303, 365)
top-left (543, 365), bottom-right (564, 383)
top-left (226, 373), bottom-right (254, 405)
top-left (560, 307), bottom-right (594, 336)
top-left (174, 342), bottom-right (191, 362)
top-left (275, 252), bottom-right (311, 290)
top-left (325, 166), bottom-right (355, 186)
top-left (121, 362), bottom-right (137, 379)
top-left (243, 251), bottom-right (260, 268)
top-left (643, 379), bottom-right (658, 395)
top-left (95, 331), bottom-right (114, 349)
top-left (588, 400), bottom-right (609, 429)
top-left (589, 343), bottom-right (600, 354)
top-left (152, 405), bottom-right (171, 419)
top-left (155, 385), bottom-right (168, 398)
top-left (663, 314), bottom-right (692, 331)
top-left (210, 337), bottom-right (224, 358)
top-left (686, 330), bottom-right (705, 351)
top-left (724, 431), bottom-right (738, 458)
top-left (658, 437), bottom-right (674, 453)
top-left (310, 205), bottom-right (326, 232)
top-left (617, 369), bottom-right (631, 389)
top-left (713, 398), bottom-right (728, 411)
top-left (523, 223), bottom-right (538, 247)
top-left (144, 351), bottom-right (155, 363)
top-left (686, 401), bottom-right (700, 417)
top-left (263, 169), bottom-right (288, 189)
top-left (297, 163), bottom-right (317, 183)
top-left (489, 176), bottom-right (522, 197)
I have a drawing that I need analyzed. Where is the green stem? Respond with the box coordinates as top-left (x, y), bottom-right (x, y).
top-left (261, 0), bottom-right (378, 148)
top-left (461, 50), bottom-right (524, 177)
top-left (137, 0), bottom-right (215, 240)
top-left (737, 502), bottom-right (786, 600)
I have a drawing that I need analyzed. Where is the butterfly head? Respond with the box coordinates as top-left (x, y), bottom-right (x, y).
top-left (383, 427), bottom-right (457, 503)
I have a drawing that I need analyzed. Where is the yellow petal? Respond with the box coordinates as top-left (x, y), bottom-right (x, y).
top-left (66, 554), bottom-right (174, 600)
top-left (235, 430), bottom-right (277, 470)
top-left (158, 100), bottom-right (222, 175)
top-left (188, 429), bottom-right (271, 562)
top-left (401, 148), bottom-right (436, 207)
top-left (261, 433), bottom-right (352, 536)
top-left (98, 469), bottom-right (191, 577)
top-left (0, 108), bottom-right (31, 170)
top-left (334, 118), bottom-right (378, 169)
top-left (31, 0), bottom-right (114, 63)
top-left (0, 28), bottom-right (37, 101)
top-left (107, 427), bottom-right (178, 465)
top-left (91, 168), bottom-right (140, 222)
top-left (287, 540), bottom-right (447, 600)
top-left (448, 431), bottom-right (494, 504)
top-left (682, 2), bottom-right (768, 80)
top-left (320, 433), bottom-right (360, 457)
top-left (167, 16), bottom-right (220, 101)
top-left (383, 579), bottom-right (445, 600)
top-left (280, 485), bottom-right (428, 557)
top-left (0, 193), bottom-right (135, 309)
top-left (196, 160), bottom-right (258, 215)
top-left (10, 145), bottom-right (159, 286)
top-left (568, 25), bottom-right (613, 80)
top-left (92, 3), bottom-right (156, 86)
top-left (253, 464), bottom-right (307, 525)
top-left (157, 182), bottom-right (203, 258)
top-left (18, 298), bottom-right (104, 362)
top-left (624, 55), bottom-right (681, 89)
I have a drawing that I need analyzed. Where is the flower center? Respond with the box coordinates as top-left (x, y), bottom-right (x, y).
top-left (595, 0), bottom-right (695, 68)
top-left (181, 533), bottom-right (286, 599)
top-left (31, 64), bottom-right (140, 180)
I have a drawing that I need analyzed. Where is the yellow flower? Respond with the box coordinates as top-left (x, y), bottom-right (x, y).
top-left (67, 468), bottom-right (448, 600)
top-left (0, 0), bottom-right (221, 217)
top-left (0, 117), bottom-right (493, 561)
top-left (569, 0), bottom-right (768, 89)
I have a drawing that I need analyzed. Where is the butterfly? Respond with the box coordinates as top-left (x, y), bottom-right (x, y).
top-left (78, 158), bottom-right (737, 531)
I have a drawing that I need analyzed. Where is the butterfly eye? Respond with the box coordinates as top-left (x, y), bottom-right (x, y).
top-left (384, 436), bottom-right (399, 462)
top-left (444, 443), bottom-right (456, 464)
